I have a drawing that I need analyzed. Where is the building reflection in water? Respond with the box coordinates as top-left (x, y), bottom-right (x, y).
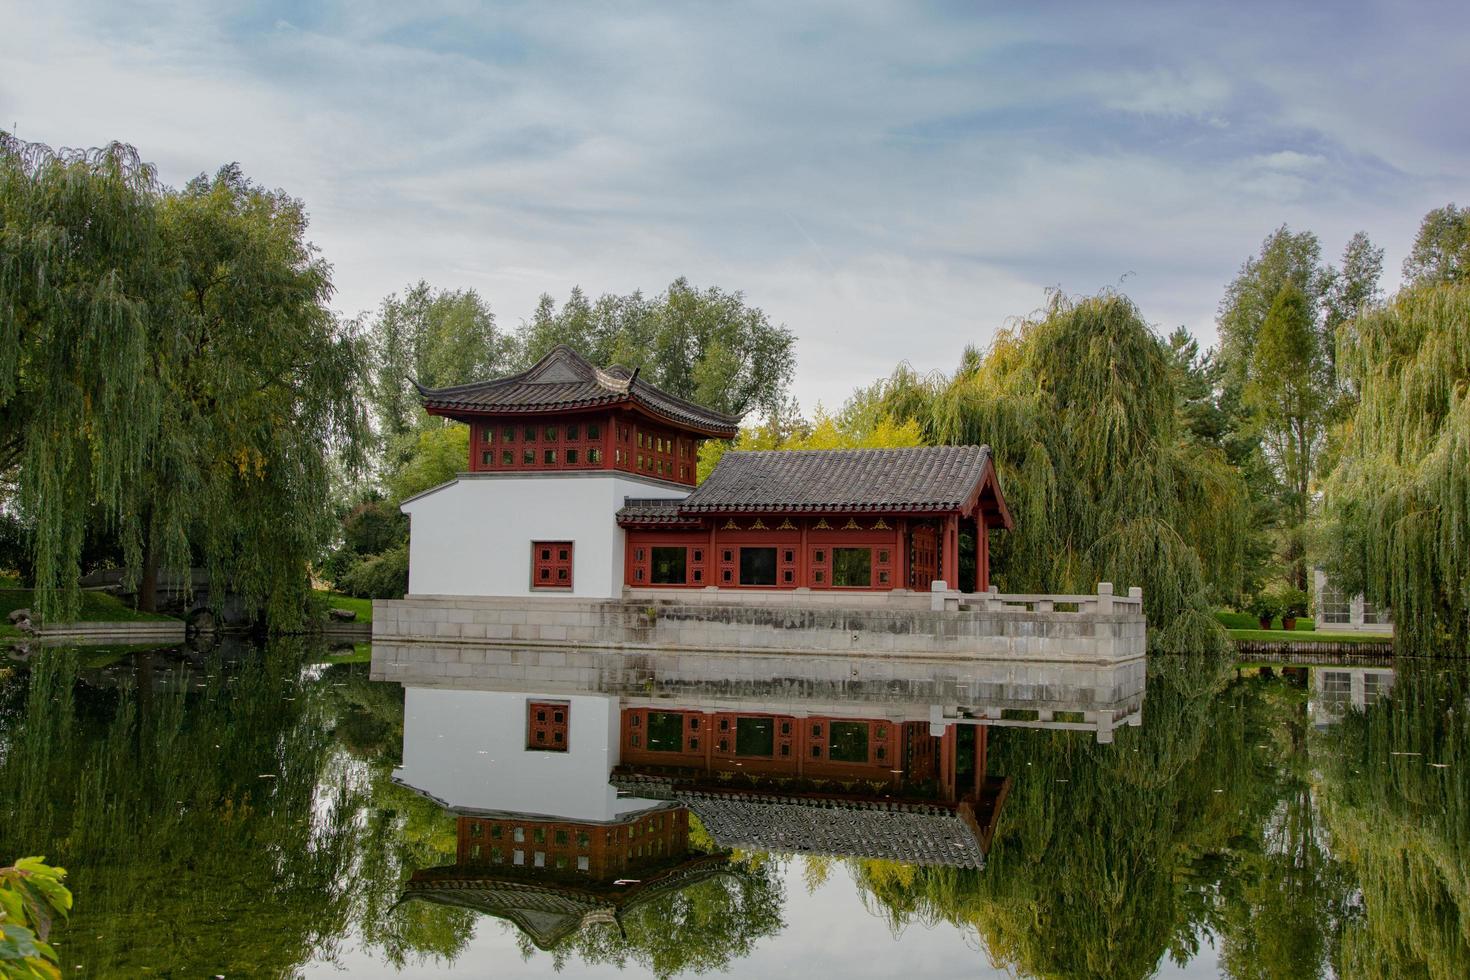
top-left (1309, 665), bottom-right (1395, 727)
top-left (375, 643), bottom-right (1145, 950)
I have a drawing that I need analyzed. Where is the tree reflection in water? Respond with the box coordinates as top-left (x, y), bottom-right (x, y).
top-left (1317, 663), bottom-right (1469, 979)
top-left (0, 644), bottom-right (474, 975)
top-left (840, 655), bottom-right (1447, 980)
top-left (1, 645), bottom-right (1465, 978)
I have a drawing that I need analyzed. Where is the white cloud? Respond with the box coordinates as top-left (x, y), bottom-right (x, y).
top-left (0, 0), bottom-right (1463, 410)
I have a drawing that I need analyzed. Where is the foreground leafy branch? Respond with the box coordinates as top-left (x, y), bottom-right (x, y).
top-left (0, 857), bottom-right (71, 980)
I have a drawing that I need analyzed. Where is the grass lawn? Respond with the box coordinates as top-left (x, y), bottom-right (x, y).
top-left (1216, 610), bottom-right (1318, 631)
top-left (316, 591), bottom-right (373, 625)
top-left (320, 642), bottom-right (372, 664)
top-left (1227, 627), bottom-right (1389, 644)
top-left (0, 587), bottom-right (179, 624)
top-left (1216, 609), bottom-right (1390, 645)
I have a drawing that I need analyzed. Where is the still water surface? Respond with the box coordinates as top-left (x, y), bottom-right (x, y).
top-left (0, 640), bottom-right (1463, 978)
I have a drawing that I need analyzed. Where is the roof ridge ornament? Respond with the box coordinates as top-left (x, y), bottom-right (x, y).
top-left (524, 345), bottom-right (591, 384)
top-left (592, 363), bottom-right (636, 394)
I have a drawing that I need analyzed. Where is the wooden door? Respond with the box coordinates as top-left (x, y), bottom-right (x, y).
top-left (909, 524), bottom-right (938, 589)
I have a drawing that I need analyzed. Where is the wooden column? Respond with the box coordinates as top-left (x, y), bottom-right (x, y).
top-left (798, 518), bottom-right (809, 588)
top-left (896, 518), bottom-right (908, 591)
top-left (704, 711), bottom-right (714, 773)
top-left (973, 725), bottom-right (987, 798)
top-left (975, 511), bottom-right (989, 593)
top-left (939, 724), bottom-right (958, 802)
top-left (943, 514), bottom-right (960, 590)
top-left (708, 521), bottom-right (718, 588)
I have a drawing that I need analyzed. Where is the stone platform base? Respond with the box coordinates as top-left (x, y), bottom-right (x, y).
top-left (33, 620), bottom-right (186, 644)
top-left (373, 590), bottom-right (1146, 665)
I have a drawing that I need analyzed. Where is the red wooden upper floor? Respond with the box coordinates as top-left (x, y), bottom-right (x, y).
top-left (467, 410), bottom-right (702, 485)
top-left (417, 345), bottom-right (740, 487)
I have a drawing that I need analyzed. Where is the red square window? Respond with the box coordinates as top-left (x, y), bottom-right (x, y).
top-left (532, 541), bottom-right (574, 590)
top-left (527, 700), bottom-right (569, 751)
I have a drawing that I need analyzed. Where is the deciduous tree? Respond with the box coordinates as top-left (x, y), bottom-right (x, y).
top-left (520, 277), bottom-right (795, 418)
top-left (1245, 283), bottom-right (1328, 589)
top-left (1217, 227), bottom-right (1325, 392)
top-left (1401, 203), bottom-right (1470, 287)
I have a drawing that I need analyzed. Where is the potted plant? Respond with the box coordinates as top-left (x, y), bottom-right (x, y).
top-left (1248, 593), bottom-right (1281, 630)
top-left (1280, 588), bottom-right (1309, 631)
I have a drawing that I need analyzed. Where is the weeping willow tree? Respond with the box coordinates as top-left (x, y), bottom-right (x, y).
top-left (133, 165), bottom-right (367, 624)
top-left (886, 292), bottom-right (1248, 653)
top-left (0, 136), bottom-right (366, 624)
top-left (1317, 666), bottom-right (1470, 978)
top-left (1320, 283), bottom-right (1470, 654)
top-left (0, 137), bottom-right (166, 619)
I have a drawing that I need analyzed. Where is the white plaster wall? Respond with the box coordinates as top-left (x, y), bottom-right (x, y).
top-left (394, 687), bottom-right (661, 821)
top-left (400, 472), bottom-right (688, 598)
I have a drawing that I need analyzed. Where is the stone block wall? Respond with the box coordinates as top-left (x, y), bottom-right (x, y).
top-left (373, 593), bottom-right (1147, 665)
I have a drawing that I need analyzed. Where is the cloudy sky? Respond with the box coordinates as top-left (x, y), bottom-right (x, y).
top-left (3, 0), bottom-right (1466, 409)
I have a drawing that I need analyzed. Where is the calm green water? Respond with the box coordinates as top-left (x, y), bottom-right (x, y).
top-left (0, 641), bottom-right (1464, 979)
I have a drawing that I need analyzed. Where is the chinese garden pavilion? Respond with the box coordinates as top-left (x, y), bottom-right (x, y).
top-left (406, 345), bottom-right (1011, 599)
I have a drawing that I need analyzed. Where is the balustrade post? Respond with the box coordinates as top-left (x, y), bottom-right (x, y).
top-left (1097, 581), bottom-right (1114, 614)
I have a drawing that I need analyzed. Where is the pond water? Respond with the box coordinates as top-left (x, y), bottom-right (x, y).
top-left (1, 640), bottom-right (1464, 979)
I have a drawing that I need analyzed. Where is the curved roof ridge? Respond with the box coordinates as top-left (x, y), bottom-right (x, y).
top-left (417, 345), bottom-right (741, 436)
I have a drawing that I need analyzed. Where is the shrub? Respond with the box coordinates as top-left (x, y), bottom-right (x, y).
top-left (321, 499), bottom-right (408, 586)
top-left (335, 544), bottom-right (409, 599)
top-left (1247, 593), bottom-right (1282, 623)
top-left (1279, 587), bottom-right (1310, 619)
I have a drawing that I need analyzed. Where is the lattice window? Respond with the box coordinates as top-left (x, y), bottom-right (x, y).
top-left (1318, 585), bottom-right (1351, 625)
top-left (810, 547), bottom-right (829, 587)
top-left (1363, 671), bottom-right (1392, 702)
top-left (1320, 671), bottom-right (1352, 699)
top-left (780, 547), bottom-right (797, 586)
top-left (527, 700), bottom-right (570, 751)
top-left (1362, 599), bottom-right (1391, 624)
top-left (532, 541), bottom-right (574, 590)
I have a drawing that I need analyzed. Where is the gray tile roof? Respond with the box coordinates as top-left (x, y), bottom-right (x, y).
top-left (417, 345), bottom-right (742, 436)
top-left (678, 445), bottom-right (995, 514)
top-left (616, 497), bottom-right (697, 526)
top-left (675, 790), bottom-right (985, 868)
top-left (404, 856), bottom-right (734, 950)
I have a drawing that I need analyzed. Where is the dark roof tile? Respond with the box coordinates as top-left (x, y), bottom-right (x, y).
top-left (617, 497), bottom-right (698, 526)
top-left (680, 445), bottom-right (994, 513)
top-left (675, 790), bottom-right (985, 868)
